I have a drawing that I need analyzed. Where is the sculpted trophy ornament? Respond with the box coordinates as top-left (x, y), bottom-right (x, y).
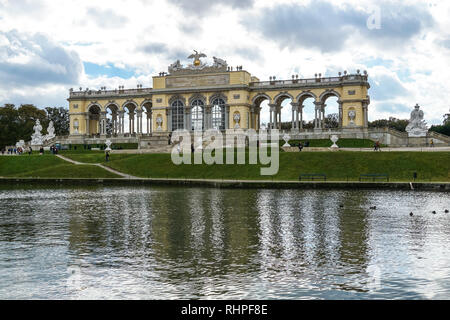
top-left (330, 135), bottom-right (339, 149)
top-left (105, 139), bottom-right (112, 151)
top-left (233, 112), bottom-right (241, 129)
top-left (167, 51), bottom-right (228, 74)
top-left (212, 56), bottom-right (227, 69)
top-left (348, 110), bottom-right (356, 125)
top-left (168, 60), bottom-right (182, 74)
top-left (282, 134), bottom-right (291, 147)
top-left (156, 115), bottom-right (163, 131)
top-left (406, 104), bottom-right (428, 137)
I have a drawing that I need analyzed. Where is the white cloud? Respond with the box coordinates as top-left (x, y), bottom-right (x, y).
top-left (0, 0), bottom-right (448, 124)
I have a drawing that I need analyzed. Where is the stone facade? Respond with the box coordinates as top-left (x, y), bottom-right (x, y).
top-left (67, 54), bottom-right (371, 138)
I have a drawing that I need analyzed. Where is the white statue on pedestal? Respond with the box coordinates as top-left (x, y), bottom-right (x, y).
top-left (406, 104), bottom-right (428, 137)
top-left (45, 121), bottom-right (55, 141)
top-left (31, 119), bottom-right (44, 146)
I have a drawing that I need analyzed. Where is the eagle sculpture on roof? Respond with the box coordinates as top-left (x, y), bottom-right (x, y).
top-left (188, 50), bottom-right (207, 66)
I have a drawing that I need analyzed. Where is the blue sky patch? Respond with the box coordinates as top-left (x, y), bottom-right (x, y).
top-left (83, 62), bottom-right (136, 78)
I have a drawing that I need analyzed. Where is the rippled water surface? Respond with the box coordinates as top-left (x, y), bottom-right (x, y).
top-left (0, 185), bottom-right (449, 299)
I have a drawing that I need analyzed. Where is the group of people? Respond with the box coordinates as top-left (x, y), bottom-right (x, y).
top-left (1, 146), bottom-right (31, 155)
top-left (49, 145), bottom-right (59, 155)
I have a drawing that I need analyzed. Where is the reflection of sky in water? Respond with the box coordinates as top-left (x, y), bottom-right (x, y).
top-left (0, 186), bottom-right (449, 299)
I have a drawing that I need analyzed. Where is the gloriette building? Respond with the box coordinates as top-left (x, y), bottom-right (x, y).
top-left (67, 51), bottom-right (374, 148)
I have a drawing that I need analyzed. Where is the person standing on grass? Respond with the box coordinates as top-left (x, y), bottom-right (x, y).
top-left (376, 140), bottom-right (381, 152)
top-left (430, 139), bottom-right (434, 148)
top-left (28, 146), bottom-right (32, 155)
top-left (105, 151), bottom-right (110, 162)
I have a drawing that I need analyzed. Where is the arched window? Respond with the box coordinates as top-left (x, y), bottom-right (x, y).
top-left (171, 99), bottom-right (184, 130)
top-left (212, 98), bottom-right (225, 130)
top-left (191, 99), bottom-right (204, 131)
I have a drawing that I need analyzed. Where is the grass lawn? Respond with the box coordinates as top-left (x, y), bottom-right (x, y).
top-left (2, 151), bottom-right (449, 182)
top-left (0, 155), bottom-right (120, 178)
top-left (103, 151), bottom-right (450, 182)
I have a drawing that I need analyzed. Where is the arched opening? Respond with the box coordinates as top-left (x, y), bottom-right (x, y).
top-left (320, 91), bottom-right (341, 129)
top-left (123, 102), bottom-right (137, 135)
top-left (142, 101), bottom-right (152, 134)
top-left (105, 104), bottom-right (119, 135)
top-left (274, 93), bottom-right (294, 131)
top-left (297, 92), bottom-right (317, 131)
top-left (252, 94), bottom-right (270, 130)
top-left (171, 99), bottom-right (184, 131)
top-left (87, 104), bottom-right (101, 135)
top-left (211, 97), bottom-right (225, 130)
top-left (191, 99), bottom-right (204, 131)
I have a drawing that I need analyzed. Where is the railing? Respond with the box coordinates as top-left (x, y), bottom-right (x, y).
top-left (249, 74), bottom-right (368, 88)
top-left (70, 87), bottom-right (153, 98)
top-left (428, 131), bottom-right (450, 144)
top-left (69, 74), bottom-right (369, 97)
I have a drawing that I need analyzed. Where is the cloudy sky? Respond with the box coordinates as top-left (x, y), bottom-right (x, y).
top-left (0, 0), bottom-right (449, 125)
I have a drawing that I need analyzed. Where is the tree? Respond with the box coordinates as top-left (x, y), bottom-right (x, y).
top-left (0, 104), bottom-right (19, 148)
top-left (17, 104), bottom-right (48, 139)
top-left (324, 113), bottom-right (339, 128)
top-left (45, 107), bottom-right (69, 136)
top-left (106, 118), bottom-right (113, 134)
top-left (369, 118), bottom-right (409, 132)
top-left (429, 115), bottom-right (450, 136)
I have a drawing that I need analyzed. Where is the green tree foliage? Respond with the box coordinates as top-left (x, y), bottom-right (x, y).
top-left (429, 118), bottom-right (450, 136)
top-left (45, 107), bottom-right (69, 136)
top-left (0, 104), bottom-right (69, 148)
top-left (0, 104), bottom-right (19, 148)
top-left (369, 118), bottom-right (409, 132)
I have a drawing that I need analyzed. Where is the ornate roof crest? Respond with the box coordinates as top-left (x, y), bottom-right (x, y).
top-left (168, 51), bottom-right (228, 75)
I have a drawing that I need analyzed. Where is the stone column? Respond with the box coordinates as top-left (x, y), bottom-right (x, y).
top-left (291, 103), bottom-right (299, 130)
top-left (137, 110), bottom-right (143, 134)
top-left (314, 103), bottom-right (319, 129)
top-left (225, 105), bottom-right (230, 129)
top-left (186, 107), bottom-right (192, 131)
top-left (167, 109), bottom-right (172, 132)
top-left (85, 113), bottom-right (90, 136)
top-left (363, 103), bottom-right (369, 128)
top-left (338, 101), bottom-right (343, 128)
top-left (269, 104), bottom-right (276, 130)
top-left (204, 106), bottom-right (211, 130)
top-left (100, 111), bottom-right (107, 135)
top-left (269, 108), bottom-right (273, 129)
top-left (146, 111), bottom-right (151, 134)
top-left (299, 105), bottom-right (304, 130)
top-left (119, 111), bottom-right (125, 135)
top-left (322, 104), bottom-right (326, 129)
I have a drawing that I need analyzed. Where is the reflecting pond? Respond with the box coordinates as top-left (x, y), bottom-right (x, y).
top-left (0, 185), bottom-right (449, 299)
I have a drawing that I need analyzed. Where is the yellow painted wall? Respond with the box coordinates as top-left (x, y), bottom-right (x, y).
top-left (153, 77), bottom-right (166, 89)
top-left (229, 71), bottom-right (252, 85)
